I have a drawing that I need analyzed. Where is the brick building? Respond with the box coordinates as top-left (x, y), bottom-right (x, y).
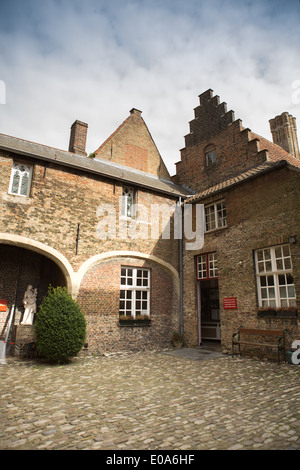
top-left (174, 89), bottom-right (300, 356)
top-left (0, 89), bottom-right (299, 358)
top-left (0, 109), bottom-right (188, 353)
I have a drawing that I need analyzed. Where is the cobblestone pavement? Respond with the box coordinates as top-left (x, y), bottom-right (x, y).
top-left (1, 349), bottom-right (300, 451)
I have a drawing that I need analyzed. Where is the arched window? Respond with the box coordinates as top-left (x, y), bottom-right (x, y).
top-left (9, 162), bottom-right (32, 197)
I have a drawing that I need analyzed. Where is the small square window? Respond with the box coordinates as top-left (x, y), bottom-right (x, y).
top-left (197, 253), bottom-right (218, 280)
top-left (205, 201), bottom-right (227, 232)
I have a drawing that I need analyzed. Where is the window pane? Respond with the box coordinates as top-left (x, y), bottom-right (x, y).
top-left (258, 262), bottom-right (265, 273)
top-left (261, 288), bottom-right (268, 299)
top-left (284, 258), bottom-right (291, 270)
top-left (280, 286), bottom-right (287, 298)
top-left (11, 171), bottom-right (20, 194)
top-left (288, 286), bottom-right (295, 298)
top-left (257, 250), bottom-right (264, 262)
top-left (20, 173), bottom-right (29, 196)
top-left (275, 246), bottom-right (281, 257)
top-left (265, 261), bottom-right (272, 272)
top-left (260, 276), bottom-right (267, 287)
top-left (268, 288), bottom-right (275, 299)
top-left (264, 249), bottom-right (271, 260)
top-left (276, 259), bottom-right (283, 270)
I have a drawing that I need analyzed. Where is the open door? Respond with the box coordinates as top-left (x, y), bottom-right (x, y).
top-left (196, 253), bottom-right (220, 344)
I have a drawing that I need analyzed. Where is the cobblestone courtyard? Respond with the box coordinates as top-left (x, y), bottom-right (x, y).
top-left (1, 350), bottom-right (300, 450)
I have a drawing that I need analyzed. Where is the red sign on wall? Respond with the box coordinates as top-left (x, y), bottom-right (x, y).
top-left (223, 297), bottom-right (237, 310)
top-left (0, 300), bottom-right (8, 312)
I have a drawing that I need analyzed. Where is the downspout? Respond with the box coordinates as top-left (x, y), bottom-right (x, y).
top-left (179, 197), bottom-right (184, 336)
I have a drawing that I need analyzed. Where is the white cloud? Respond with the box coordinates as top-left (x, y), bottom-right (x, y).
top-left (0, 0), bottom-right (299, 174)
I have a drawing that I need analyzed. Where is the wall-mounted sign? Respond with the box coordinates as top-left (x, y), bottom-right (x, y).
top-left (223, 297), bottom-right (237, 310)
top-left (0, 300), bottom-right (8, 312)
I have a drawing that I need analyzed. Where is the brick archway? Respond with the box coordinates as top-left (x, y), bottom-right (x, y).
top-left (0, 233), bottom-right (74, 293)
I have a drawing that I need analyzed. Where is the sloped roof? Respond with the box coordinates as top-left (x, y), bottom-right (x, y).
top-left (186, 160), bottom-right (297, 202)
top-left (251, 131), bottom-right (300, 169)
top-left (0, 132), bottom-right (189, 198)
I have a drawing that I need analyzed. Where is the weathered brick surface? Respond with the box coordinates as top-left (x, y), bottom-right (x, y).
top-left (183, 166), bottom-right (300, 355)
top-left (0, 113), bottom-right (180, 353)
top-left (95, 109), bottom-right (170, 179)
top-left (77, 258), bottom-right (179, 353)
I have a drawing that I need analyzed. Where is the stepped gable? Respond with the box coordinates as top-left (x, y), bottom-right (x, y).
top-left (174, 89), bottom-right (300, 193)
top-left (184, 89), bottom-right (235, 147)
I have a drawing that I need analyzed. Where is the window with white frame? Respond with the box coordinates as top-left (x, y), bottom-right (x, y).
top-left (255, 244), bottom-right (296, 308)
top-left (119, 267), bottom-right (150, 318)
top-left (121, 186), bottom-right (136, 218)
top-left (197, 253), bottom-right (218, 280)
top-left (8, 162), bottom-right (33, 197)
top-left (205, 201), bottom-right (227, 232)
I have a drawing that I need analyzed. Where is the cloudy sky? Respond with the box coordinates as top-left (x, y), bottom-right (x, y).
top-left (0, 0), bottom-right (299, 174)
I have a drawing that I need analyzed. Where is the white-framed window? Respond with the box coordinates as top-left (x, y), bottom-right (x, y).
top-left (197, 253), bottom-right (218, 280)
top-left (205, 200), bottom-right (227, 232)
top-left (8, 162), bottom-right (33, 197)
top-left (121, 186), bottom-right (136, 218)
top-left (255, 244), bottom-right (296, 308)
top-left (119, 267), bottom-right (150, 318)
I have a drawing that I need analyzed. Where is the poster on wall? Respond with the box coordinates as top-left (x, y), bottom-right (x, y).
top-left (223, 297), bottom-right (237, 310)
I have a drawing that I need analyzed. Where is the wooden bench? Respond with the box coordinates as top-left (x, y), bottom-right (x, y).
top-left (232, 327), bottom-right (286, 363)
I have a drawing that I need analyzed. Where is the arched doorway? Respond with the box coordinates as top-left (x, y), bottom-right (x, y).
top-left (0, 244), bottom-right (67, 354)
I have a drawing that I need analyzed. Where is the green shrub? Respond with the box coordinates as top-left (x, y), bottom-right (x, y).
top-left (35, 286), bottom-right (86, 363)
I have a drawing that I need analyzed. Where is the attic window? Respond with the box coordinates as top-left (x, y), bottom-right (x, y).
top-left (206, 149), bottom-right (216, 166)
top-left (205, 144), bottom-right (216, 166)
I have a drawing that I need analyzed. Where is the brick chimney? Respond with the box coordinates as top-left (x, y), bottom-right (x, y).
top-left (130, 108), bottom-right (142, 117)
top-left (69, 120), bottom-right (88, 156)
top-left (269, 112), bottom-right (300, 160)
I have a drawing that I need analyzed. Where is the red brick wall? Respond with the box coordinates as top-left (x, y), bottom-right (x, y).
top-left (77, 258), bottom-right (179, 352)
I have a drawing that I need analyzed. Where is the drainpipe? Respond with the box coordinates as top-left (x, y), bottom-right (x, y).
top-left (178, 197), bottom-right (184, 336)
